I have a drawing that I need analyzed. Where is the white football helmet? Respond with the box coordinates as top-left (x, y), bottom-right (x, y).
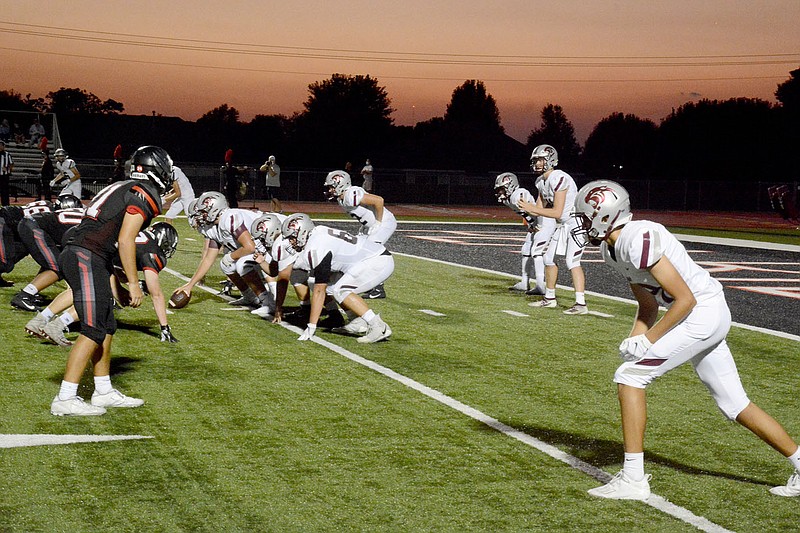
top-left (530, 144), bottom-right (558, 175)
top-left (324, 170), bottom-right (351, 200)
top-left (196, 191), bottom-right (228, 224)
top-left (494, 172), bottom-right (519, 203)
top-left (281, 213), bottom-right (315, 252)
top-left (250, 214), bottom-right (283, 248)
top-left (571, 180), bottom-right (632, 246)
top-left (186, 198), bottom-right (201, 229)
top-left (54, 148), bottom-right (68, 161)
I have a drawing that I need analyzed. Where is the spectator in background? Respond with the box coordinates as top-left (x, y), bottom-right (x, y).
top-left (39, 138), bottom-right (54, 202)
top-left (222, 148), bottom-right (244, 209)
top-left (0, 140), bottom-right (13, 206)
top-left (51, 148), bottom-right (82, 199)
top-left (110, 144), bottom-right (125, 184)
top-left (344, 161), bottom-right (353, 175)
top-left (28, 118), bottom-right (45, 147)
top-left (0, 119), bottom-right (10, 143)
top-left (259, 155), bottom-right (281, 212)
top-left (12, 122), bottom-right (24, 145)
top-left (360, 159), bottom-right (374, 192)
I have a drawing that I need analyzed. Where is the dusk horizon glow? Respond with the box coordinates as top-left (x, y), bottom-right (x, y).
top-left (3, 1), bottom-right (799, 144)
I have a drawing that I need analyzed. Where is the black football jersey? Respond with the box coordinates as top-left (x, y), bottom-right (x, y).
top-left (112, 232), bottom-right (168, 283)
top-left (67, 180), bottom-right (162, 260)
top-left (29, 208), bottom-right (85, 247)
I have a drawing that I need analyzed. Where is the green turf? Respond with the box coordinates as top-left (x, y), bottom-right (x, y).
top-left (0, 219), bottom-right (797, 531)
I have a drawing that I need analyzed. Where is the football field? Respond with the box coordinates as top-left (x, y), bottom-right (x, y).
top-left (1, 218), bottom-right (798, 532)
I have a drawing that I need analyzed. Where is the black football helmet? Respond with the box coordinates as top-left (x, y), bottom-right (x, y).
top-left (147, 222), bottom-right (179, 258)
top-left (130, 145), bottom-right (174, 195)
top-left (55, 194), bottom-right (82, 210)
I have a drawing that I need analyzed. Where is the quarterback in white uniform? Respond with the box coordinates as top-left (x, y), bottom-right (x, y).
top-left (281, 213), bottom-right (394, 344)
top-left (176, 191), bottom-right (275, 316)
top-left (324, 169), bottom-right (396, 299)
top-left (572, 180), bottom-right (800, 500)
top-left (51, 148), bottom-right (82, 199)
top-left (494, 172), bottom-right (548, 295)
top-left (163, 166), bottom-right (196, 224)
top-left (518, 144), bottom-right (587, 314)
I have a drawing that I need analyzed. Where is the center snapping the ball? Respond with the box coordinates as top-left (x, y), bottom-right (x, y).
top-left (169, 289), bottom-right (191, 309)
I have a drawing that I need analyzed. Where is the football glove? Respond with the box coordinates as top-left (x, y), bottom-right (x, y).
top-left (619, 334), bottom-right (652, 362)
top-left (221, 253), bottom-right (235, 270)
top-left (160, 325), bottom-right (179, 343)
top-left (298, 323), bottom-right (317, 341)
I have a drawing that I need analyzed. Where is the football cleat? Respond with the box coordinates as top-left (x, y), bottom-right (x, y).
top-left (43, 319), bottom-right (73, 347)
top-left (588, 471), bottom-right (652, 500)
top-left (563, 304), bottom-right (589, 315)
top-left (363, 284), bottom-right (387, 299)
top-left (251, 305), bottom-right (275, 319)
top-left (25, 312), bottom-right (49, 338)
top-left (91, 389), bottom-right (145, 408)
top-left (357, 315), bottom-right (392, 344)
top-left (11, 291), bottom-right (41, 312)
top-left (508, 281), bottom-right (529, 292)
top-left (51, 396), bottom-right (107, 417)
top-left (530, 298), bottom-right (557, 308)
top-left (230, 295), bottom-right (259, 307)
top-left (331, 316), bottom-right (369, 335)
top-left (525, 287), bottom-right (546, 296)
top-left (770, 471), bottom-right (800, 497)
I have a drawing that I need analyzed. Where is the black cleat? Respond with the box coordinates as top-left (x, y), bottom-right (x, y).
top-left (11, 291), bottom-right (41, 312)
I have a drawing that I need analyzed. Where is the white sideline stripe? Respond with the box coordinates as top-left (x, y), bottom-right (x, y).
top-left (502, 310), bottom-right (529, 317)
top-left (420, 309), bottom-right (446, 317)
top-left (164, 265), bottom-right (733, 533)
top-left (0, 434), bottom-right (153, 449)
top-left (395, 253), bottom-right (800, 343)
top-left (221, 307), bottom-right (251, 311)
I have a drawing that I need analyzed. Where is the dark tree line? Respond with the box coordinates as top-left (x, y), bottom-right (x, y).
top-left (2, 67), bottom-right (798, 181)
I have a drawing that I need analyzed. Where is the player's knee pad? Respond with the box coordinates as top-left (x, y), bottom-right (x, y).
top-left (565, 252), bottom-right (583, 270)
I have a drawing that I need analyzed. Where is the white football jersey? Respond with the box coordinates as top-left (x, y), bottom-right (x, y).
top-left (503, 187), bottom-right (539, 228)
top-left (536, 170), bottom-right (577, 222)
top-left (55, 158), bottom-right (78, 178)
top-left (217, 208), bottom-right (262, 251)
top-left (337, 185), bottom-right (396, 235)
top-left (601, 220), bottom-right (723, 307)
top-left (172, 166), bottom-right (195, 200)
top-left (273, 235), bottom-right (310, 272)
top-left (302, 225), bottom-right (386, 274)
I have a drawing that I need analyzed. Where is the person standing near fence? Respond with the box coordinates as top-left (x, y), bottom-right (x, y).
top-left (51, 148), bottom-right (82, 199)
top-left (260, 155), bottom-right (281, 212)
top-left (0, 140), bottom-right (13, 206)
top-left (39, 142), bottom-right (54, 202)
top-left (360, 159), bottom-right (374, 192)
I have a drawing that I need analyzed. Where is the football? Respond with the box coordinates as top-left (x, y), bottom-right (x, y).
top-left (169, 289), bottom-right (191, 309)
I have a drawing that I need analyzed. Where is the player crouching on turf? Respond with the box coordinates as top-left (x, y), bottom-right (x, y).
top-left (281, 213), bottom-right (393, 343)
top-left (573, 180), bottom-right (800, 500)
top-left (324, 169), bottom-right (396, 299)
top-left (175, 191), bottom-right (275, 317)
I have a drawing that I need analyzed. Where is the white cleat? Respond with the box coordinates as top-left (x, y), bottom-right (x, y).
top-left (251, 305), bottom-right (275, 319)
top-left (91, 389), bottom-right (145, 408)
top-left (230, 295), bottom-right (259, 307)
top-left (588, 471), bottom-right (651, 500)
top-left (331, 316), bottom-right (369, 335)
top-left (51, 396), bottom-right (107, 416)
top-left (43, 319), bottom-right (73, 346)
top-left (508, 281), bottom-right (529, 292)
top-left (357, 315), bottom-right (392, 344)
top-left (25, 312), bottom-right (49, 338)
top-left (529, 297), bottom-right (557, 308)
top-left (770, 471), bottom-right (800, 497)
top-left (563, 304), bottom-right (589, 315)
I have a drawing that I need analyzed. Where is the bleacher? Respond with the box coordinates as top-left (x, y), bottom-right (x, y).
top-left (5, 143), bottom-right (51, 201)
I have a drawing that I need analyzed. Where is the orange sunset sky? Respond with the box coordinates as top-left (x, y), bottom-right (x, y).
top-left (3, 1), bottom-right (799, 143)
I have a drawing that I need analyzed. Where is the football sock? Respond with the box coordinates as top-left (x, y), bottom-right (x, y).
top-left (41, 308), bottom-right (55, 321)
top-left (534, 256), bottom-right (545, 289)
top-left (575, 292), bottom-right (586, 306)
top-left (94, 375), bottom-right (113, 395)
top-left (362, 310), bottom-right (376, 323)
top-left (788, 446), bottom-right (800, 471)
top-left (267, 281), bottom-right (277, 298)
top-left (59, 313), bottom-right (75, 327)
top-left (545, 288), bottom-right (556, 300)
top-left (623, 452), bottom-right (645, 481)
top-left (23, 284), bottom-right (38, 295)
top-left (58, 380), bottom-right (79, 401)
top-left (520, 256), bottom-right (532, 286)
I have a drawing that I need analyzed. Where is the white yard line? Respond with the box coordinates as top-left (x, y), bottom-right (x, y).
top-left (162, 262), bottom-right (740, 532)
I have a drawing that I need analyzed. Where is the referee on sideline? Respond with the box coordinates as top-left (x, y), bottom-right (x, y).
top-left (0, 140), bottom-right (13, 205)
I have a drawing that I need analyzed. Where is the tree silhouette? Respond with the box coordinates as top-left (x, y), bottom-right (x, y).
top-left (296, 73), bottom-right (393, 166)
top-left (526, 104), bottom-right (581, 166)
top-left (582, 112), bottom-right (658, 178)
top-left (45, 87), bottom-right (123, 114)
